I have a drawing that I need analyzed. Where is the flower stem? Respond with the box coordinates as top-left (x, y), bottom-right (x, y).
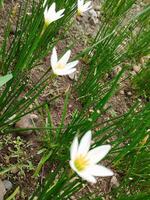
top-left (40, 23), bottom-right (48, 36)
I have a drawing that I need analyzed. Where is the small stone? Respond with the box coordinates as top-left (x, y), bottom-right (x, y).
top-left (113, 66), bottom-right (122, 75)
top-left (15, 114), bottom-right (38, 136)
top-left (68, 72), bottom-right (78, 81)
top-left (68, 104), bottom-right (72, 108)
top-left (94, 5), bottom-right (101, 11)
top-left (140, 57), bottom-right (145, 65)
top-left (130, 71), bottom-right (137, 76)
top-left (11, 166), bottom-right (19, 174)
top-left (70, 197), bottom-right (76, 200)
top-left (32, 197), bottom-right (38, 200)
top-left (3, 180), bottom-right (13, 191)
top-left (0, 179), bottom-right (6, 200)
top-left (133, 65), bottom-right (141, 73)
top-left (89, 16), bottom-right (99, 25)
top-left (68, 72), bottom-right (76, 80)
top-left (110, 176), bottom-right (120, 188)
top-left (120, 90), bottom-right (125, 95)
top-left (129, 177), bottom-right (133, 180)
top-left (88, 9), bottom-right (99, 25)
top-left (10, 25), bottom-right (16, 35)
top-left (97, 11), bottom-right (100, 17)
top-left (127, 91), bottom-right (132, 96)
top-left (89, 9), bottom-right (98, 18)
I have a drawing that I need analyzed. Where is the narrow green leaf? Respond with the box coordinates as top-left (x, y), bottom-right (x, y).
top-left (0, 74), bottom-right (12, 88)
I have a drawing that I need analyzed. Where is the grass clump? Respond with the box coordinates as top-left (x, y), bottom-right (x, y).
top-left (132, 64), bottom-right (150, 98)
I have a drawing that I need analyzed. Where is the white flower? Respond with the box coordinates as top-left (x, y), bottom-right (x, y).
top-left (44, 2), bottom-right (65, 26)
top-left (77, 0), bottom-right (92, 15)
top-left (69, 131), bottom-right (114, 183)
top-left (51, 47), bottom-right (79, 76)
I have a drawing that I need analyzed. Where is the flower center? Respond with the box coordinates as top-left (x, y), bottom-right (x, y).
top-left (74, 155), bottom-right (89, 171)
top-left (56, 63), bottom-right (65, 70)
top-left (77, 9), bottom-right (82, 16)
top-left (45, 19), bottom-right (51, 27)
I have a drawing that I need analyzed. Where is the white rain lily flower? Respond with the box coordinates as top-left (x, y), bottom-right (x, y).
top-left (69, 130), bottom-right (114, 183)
top-left (44, 2), bottom-right (65, 26)
top-left (51, 47), bottom-right (79, 76)
top-left (77, 0), bottom-right (92, 16)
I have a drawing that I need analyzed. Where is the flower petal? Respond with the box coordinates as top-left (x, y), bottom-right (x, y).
top-left (49, 2), bottom-right (56, 14)
top-left (54, 14), bottom-right (64, 22)
top-left (53, 68), bottom-right (76, 76)
top-left (83, 1), bottom-right (92, 10)
top-left (77, 130), bottom-right (92, 155)
top-left (78, 171), bottom-right (97, 183)
top-left (66, 60), bottom-right (79, 70)
top-left (78, 0), bottom-right (84, 7)
top-left (86, 164), bottom-right (114, 177)
top-left (70, 136), bottom-right (78, 161)
top-left (51, 47), bottom-right (58, 68)
top-left (62, 68), bottom-right (76, 75)
top-left (59, 50), bottom-right (71, 66)
top-left (69, 160), bottom-right (96, 183)
top-left (55, 9), bottom-right (65, 18)
top-left (44, 6), bottom-right (48, 17)
top-left (87, 145), bottom-right (111, 164)
top-left (67, 68), bottom-right (77, 75)
top-left (69, 160), bottom-right (78, 173)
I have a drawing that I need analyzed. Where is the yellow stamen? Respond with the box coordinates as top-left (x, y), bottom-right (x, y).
top-left (77, 9), bottom-right (82, 16)
top-left (74, 155), bottom-right (89, 171)
top-left (56, 63), bottom-right (65, 69)
top-left (45, 20), bottom-right (51, 27)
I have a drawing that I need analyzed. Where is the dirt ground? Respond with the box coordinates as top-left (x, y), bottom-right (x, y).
top-left (0, 0), bottom-right (148, 199)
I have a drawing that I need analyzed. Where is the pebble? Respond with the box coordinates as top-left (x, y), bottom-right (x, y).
top-left (32, 197), bottom-right (38, 200)
top-left (68, 71), bottom-right (79, 81)
top-left (94, 5), bottom-right (101, 11)
top-left (11, 166), bottom-right (19, 174)
top-left (10, 25), bottom-right (16, 34)
top-left (68, 104), bottom-right (73, 108)
top-left (70, 197), bottom-right (76, 200)
top-left (15, 114), bottom-right (38, 136)
top-left (89, 9), bottom-right (99, 25)
top-left (113, 66), bottom-right (122, 76)
top-left (140, 57), bottom-right (145, 65)
top-left (89, 9), bottom-right (98, 18)
top-left (130, 71), bottom-right (137, 76)
top-left (120, 90), bottom-right (125, 95)
top-left (133, 65), bottom-right (141, 73)
top-left (97, 11), bottom-right (100, 16)
top-left (3, 180), bottom-right (13, 191)
top-left (89, 16), bottom-right (99, 25)
top-left (68, 72), bottom-right (76, 80)
top-left (127, 91), bottom-right (132, 96)
top-left (110, 176), bottom-right (120, 188)
top-left (0, 179), bottom-right (6, 200)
